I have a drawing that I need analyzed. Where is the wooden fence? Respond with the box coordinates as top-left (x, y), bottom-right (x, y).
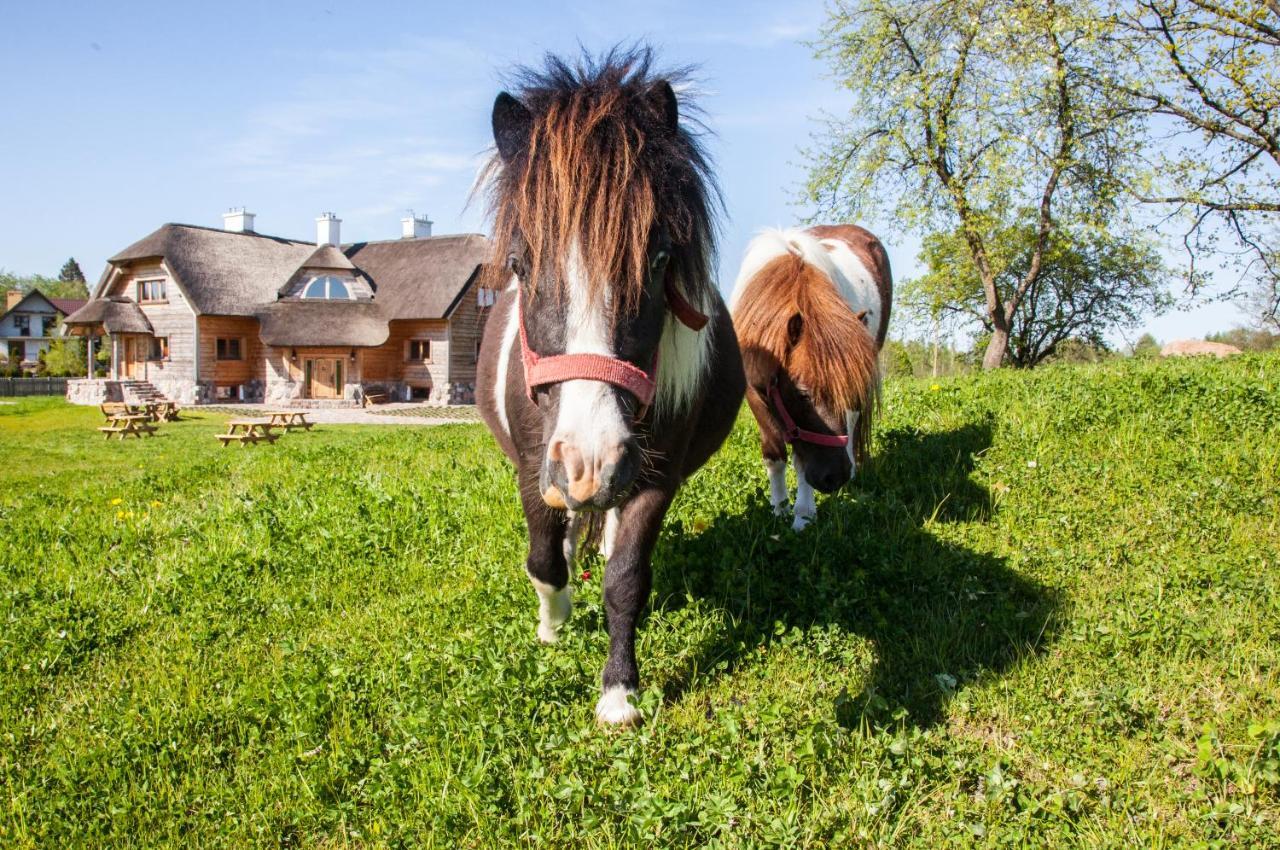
top-left (0, 377), bottom-right (68, 397)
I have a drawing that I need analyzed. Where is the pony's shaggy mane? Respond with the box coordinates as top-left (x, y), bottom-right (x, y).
top-left (733, 252), bottom-right (881, 461)
top-left (481, 47), bottom-right (719, 314)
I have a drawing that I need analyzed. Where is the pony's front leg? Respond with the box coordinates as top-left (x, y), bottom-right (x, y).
top-left (792, 453), bottom-right (817, 531)
top-left (518, 464), bottom-right (572, 644)
top-left (765, 455), bottom-right (790, 516)
top-left (596, 486), bottom-right (673, 728)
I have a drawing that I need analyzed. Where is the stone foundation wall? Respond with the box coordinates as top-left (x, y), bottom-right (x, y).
top-left (66, 379), bottom-right (122, 405)
top-left (150, 377), bottom-right (202, 405)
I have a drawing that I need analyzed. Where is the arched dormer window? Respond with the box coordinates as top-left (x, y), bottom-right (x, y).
top-left (302, 275), bottom-right (353, 300)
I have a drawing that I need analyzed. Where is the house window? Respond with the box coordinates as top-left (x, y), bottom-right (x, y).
top-left (14, 315), bottom-right (29, 336)
top-left (138, 279), bottom-right (167, 303)
top-left (302, 275), bottom-right (352, 300)
top-left (215, 337), bottom-right (243, 361)
top-left (149, 336), bottom-right (169, 361)
top-left (407, 339), bottom-right (431, 362)
top-left (477, 287), bottom-right (496, 307)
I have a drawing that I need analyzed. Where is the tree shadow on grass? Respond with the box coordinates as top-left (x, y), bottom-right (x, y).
top-left (651, 422), bottom-right (1059, 730)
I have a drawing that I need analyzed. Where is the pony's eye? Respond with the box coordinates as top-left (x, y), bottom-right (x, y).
top-left (506, 253), bottom-right (525, 277)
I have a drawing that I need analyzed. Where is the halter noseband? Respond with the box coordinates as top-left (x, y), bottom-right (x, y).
top-left (768, 377), bottom-right (850, 448)
top-left (518, 273), bottom-right (708, 417)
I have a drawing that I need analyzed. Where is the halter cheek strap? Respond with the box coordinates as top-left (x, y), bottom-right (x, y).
top-left (518, 278), bottom-right (707, 416)
top-left (768, 380), bottom-right (850, 448)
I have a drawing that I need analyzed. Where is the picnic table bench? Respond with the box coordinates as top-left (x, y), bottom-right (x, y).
top-left (264, 410), bottom-right (313, 431)
top-left (217, 419), bottom-right (279, 446)
top-left (98, 413), bottom-right (158, 440)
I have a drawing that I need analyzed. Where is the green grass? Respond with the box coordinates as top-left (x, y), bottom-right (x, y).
top-left (1, 354), bottom-right (1278, 848)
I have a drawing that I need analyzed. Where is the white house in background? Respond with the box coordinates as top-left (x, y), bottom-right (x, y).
top-left (0, 290), bottom-right (88, 371)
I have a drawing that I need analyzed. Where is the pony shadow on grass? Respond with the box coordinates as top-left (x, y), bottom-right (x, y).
top-left (650, 422), bottom-right (1058, 730)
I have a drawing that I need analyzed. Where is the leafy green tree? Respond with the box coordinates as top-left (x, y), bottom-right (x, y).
top-left (906, 219), bottom-right (1170, 367)
top-left (39, 338), bottom-right (87, 377)
top-left (1, 269), bottom-right (90, 300)
top-left (806, 0), bottom-right (1147, 368)
top-left (1098, 1), bottom-right (1279, 324)
top-left (1206, 326), bottom-right (1279, 351)
top-left (1131, 332), bottom-right (1161, 357)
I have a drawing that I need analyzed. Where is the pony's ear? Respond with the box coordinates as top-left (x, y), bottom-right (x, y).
top-left (648, 80), bottom-right (679, 131)
top-left (787, 313), bottom-right (804, 348)
top-left (492, 92), bottom-right (532, 161)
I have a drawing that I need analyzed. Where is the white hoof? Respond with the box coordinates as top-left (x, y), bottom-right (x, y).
top-left (772, 500), bottom-right (791, 518)
top-left (792, 513), bottom-right (813, 532)
top-left (531, 579), bottom-right (572, 644)
top-left (594, 686), bottom-right (642, 728)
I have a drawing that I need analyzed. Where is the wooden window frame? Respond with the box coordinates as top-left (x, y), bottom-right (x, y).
top-left (406, 338), bottom-right (432, 364)
top-left (137, 279), bottom-right (168, 304)
top-left (215, 337), bottom-right (244, 361)
top-left (149, 336), bottom-right (170, 361)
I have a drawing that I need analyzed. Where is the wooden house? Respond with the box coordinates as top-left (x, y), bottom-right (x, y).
top-left (65, 211), bottom-right (497, 406)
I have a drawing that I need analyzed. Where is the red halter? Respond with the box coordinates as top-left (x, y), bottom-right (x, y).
top-left (519, 277), bottom-right (708, 415)
top-left (768, 380), bottom-right (850, 448)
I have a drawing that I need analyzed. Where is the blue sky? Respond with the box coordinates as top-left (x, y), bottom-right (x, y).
top-left (0, 0), bottom-right (1247, 344)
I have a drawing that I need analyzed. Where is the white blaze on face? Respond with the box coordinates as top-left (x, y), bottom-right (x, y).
top-left (553, 242), bottom-right (630, 460)
top-left (492, 274), bottom-right (520, 439)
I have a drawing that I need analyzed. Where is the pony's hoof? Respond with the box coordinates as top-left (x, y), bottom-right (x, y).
top-left (595, 686), bottom-right (642, 728)
top-left (792, 514), bottom-right (813, 532)
top-left (772, 501), bottom-right (791, 518)
top-left (537, 622), bottom-right (561, 644)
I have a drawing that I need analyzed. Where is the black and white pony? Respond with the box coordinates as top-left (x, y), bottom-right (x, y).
top-left (476, 50), bottom-right (745, 727)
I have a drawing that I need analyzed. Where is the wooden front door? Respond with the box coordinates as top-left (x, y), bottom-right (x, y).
top-left (306, 358), bottom-right (344, 399)
top-left (122, 336), bottom-right (143, 379)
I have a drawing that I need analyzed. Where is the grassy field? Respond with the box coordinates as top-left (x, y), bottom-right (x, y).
top-left (1, 355), bottom-right (1278, 848)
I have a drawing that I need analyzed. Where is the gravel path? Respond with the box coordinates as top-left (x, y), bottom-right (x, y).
top-left (196, 403), bottom-right (481, 426)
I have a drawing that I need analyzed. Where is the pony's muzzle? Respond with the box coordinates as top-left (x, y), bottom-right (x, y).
top-left (542, 438), bottom-right (639, 510)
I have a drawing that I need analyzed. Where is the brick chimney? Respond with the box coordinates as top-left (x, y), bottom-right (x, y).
top-left (222, 208), bottom-right (256, 233)
top-left (316, 212), bottom-right (342, 246)
top-left (5, 290), bottom-right (22, 311)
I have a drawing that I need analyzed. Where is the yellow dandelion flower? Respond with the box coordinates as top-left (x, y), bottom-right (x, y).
top-left (930, 383), bottom-right (941, 392)
top-left (116, 510), bottom-right (125, 520)
top-left (110, 497), bottom-right (123, 506)
top-left (150, 500), bottom-right (162, 508)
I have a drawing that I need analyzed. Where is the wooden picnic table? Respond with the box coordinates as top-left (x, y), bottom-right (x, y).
top-left (217, 418), bottom-right (279, 446)
top-left (264, 410), bottom-right (313, 431)
top-left (98, 413), bottom-right (158, 440)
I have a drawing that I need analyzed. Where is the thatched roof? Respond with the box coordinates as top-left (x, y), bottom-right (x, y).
top-left (345, 233), bottom-right (491, 319)
top-left (257, 301), bottom-right (390, 347)
top-left (98, 224), bottom-right (491, 322)
top-left (106, 224), bottom-right (315, 316)
top-left (299, 244), bottom-right (356, 271)
top-left (63, 296), bottom-right (154, 335)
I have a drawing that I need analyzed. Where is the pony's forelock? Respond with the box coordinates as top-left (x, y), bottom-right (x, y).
top-left (733, 253), bottom-right (881, 460)
top-left (480, 46), bottom-right (719, 315)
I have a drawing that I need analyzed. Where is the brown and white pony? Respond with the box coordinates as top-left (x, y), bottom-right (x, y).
top-left (476, 51), bottom-right (745, 727)
top-left (730, 226), bottom-right (891, 530)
